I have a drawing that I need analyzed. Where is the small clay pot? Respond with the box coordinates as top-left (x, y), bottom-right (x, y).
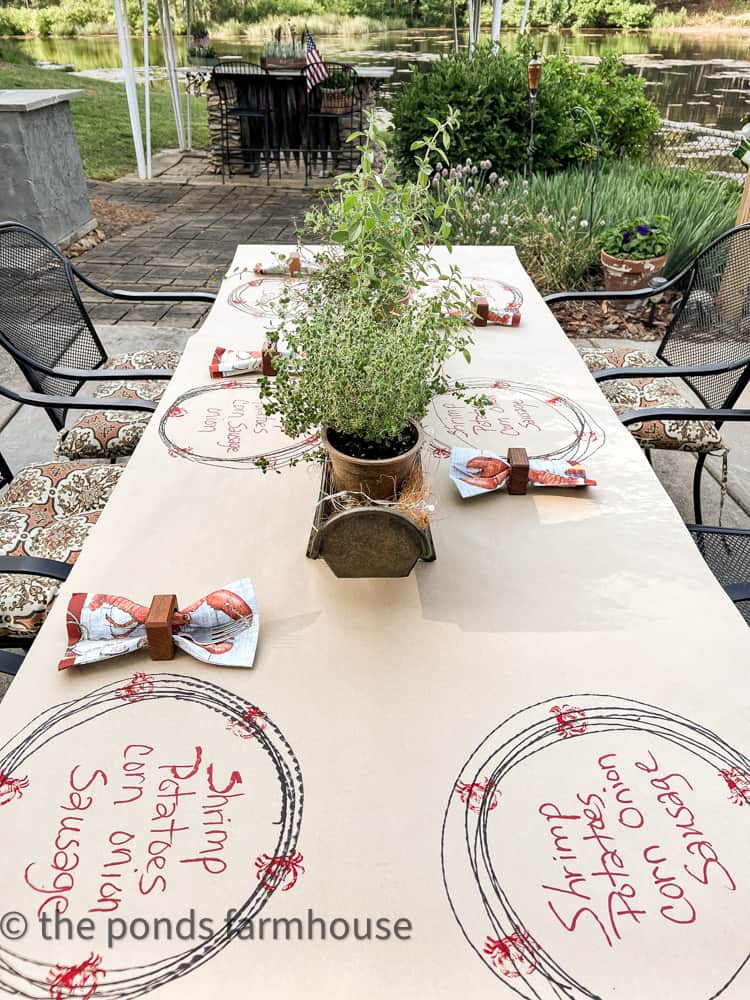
top-left (322, 421), bottom-right (423, 501)
top-left (600, 249), bottom-right (667, 293)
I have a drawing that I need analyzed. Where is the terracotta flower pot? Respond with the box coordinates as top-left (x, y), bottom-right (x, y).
top-left (321, 87), bottom-right (352, 114)
top-left (322, 421), bottom-right (423, 501)
top-left (600, 249), bottom-right (667, 293)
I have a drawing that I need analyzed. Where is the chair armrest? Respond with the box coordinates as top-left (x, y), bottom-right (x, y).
top-left (687, 524), bottom-right (750, 537)
top-left (72, 266), bottom-right (216, 304)
top-left (0, 334), bottom-right (173, 382)
top-left (594, 355), bottom-right (750, 383)
top-left (0, 383), bottom-right (158, 414)
top-left (619, 407), bottom-right (750, 426)
top-left (545, 268), bottom-right (688, 306)
top-left (0, 555), bottom-right (72, 579)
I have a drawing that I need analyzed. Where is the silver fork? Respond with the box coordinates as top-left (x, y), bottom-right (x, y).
top-left (208, 615), bottom-right (254, 643)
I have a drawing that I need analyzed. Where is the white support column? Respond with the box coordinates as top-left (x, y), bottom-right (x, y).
top-left (143, 0), bottom-right (151, 178)
top-left (184, 0), bottom-right (193, 148)
top-left (113, 0), bottom-right (146, 178)
top-left (519, 0), bottom-right (532, 33)
top-left (490, 0), bottom-right (503, 48)
top-left (158, 0), bottom-right (186, 150)
top-left (466, 0), bottom-right (475, 50)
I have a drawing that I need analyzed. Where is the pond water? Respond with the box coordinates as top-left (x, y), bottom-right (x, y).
top-left (17, 28), bottom-right (750, 129)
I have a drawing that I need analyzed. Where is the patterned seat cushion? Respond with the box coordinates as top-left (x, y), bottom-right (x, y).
top-left (577, 346), bottom-right (724, 454)
top-left (55, 349), bottom-right (181, 460)
top-left (0, 461), bottom-right (122, 638)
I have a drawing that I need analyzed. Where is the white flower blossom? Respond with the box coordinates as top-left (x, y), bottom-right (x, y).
top-left (489, 172), bottom-right (498, 183)
top-left (579, 219), bottom-right (589, 229)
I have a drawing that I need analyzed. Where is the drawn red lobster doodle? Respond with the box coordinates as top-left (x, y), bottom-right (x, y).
top-left (549, 703), bottom-right (587, 738)
top-left (483, 929), bottom-right (537, 978)
top-left (47, 954), bottom-right (105, 1000)
top-left (0, 772), bottom-right (29, 806)
top-left (254, 852), bottom-right (305, 892)
top-left (115, 671), bottom-right (154, 703)
top-left (719, 766), bottom-right (750, 806)
top-left (454, 777), bottom-right (501, 813)
top-left (227, 705), bottom-right (268, 740)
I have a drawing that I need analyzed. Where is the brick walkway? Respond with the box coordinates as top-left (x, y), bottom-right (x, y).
top-left (78, 180), bottom-right (319, 327)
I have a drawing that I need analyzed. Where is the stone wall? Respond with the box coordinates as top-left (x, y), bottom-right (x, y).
top-left (0, 94), bottom-right (95, 246)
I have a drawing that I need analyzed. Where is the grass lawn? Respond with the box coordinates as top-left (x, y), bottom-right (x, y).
top-left (0, 63), bottom-right (208, 180)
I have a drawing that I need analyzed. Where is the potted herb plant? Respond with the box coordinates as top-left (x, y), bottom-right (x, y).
top-left (260, 113), bottom-right (484, 503)
top-left (600, 216), bottom-right (672, 292)
top-left (320, 66), bottom-right (353, 113)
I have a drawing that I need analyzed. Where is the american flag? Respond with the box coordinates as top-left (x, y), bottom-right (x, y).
top-left (305, 30), bottom-right (328, 92)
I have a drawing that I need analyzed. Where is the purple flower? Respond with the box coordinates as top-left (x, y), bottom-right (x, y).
top-left (622, 231), bottom-right (631, 244)
top-left (636, 224), bottom-right (651, 236)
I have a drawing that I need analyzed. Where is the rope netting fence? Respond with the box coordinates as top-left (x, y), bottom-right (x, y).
top-left (650, 119), bottom-right (745, 182)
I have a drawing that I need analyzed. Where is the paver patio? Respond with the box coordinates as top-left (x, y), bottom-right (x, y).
top-left (78, 178), bottom-right (319, 328)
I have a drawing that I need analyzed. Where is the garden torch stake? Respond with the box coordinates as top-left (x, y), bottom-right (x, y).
top-left (527, 52), bottom-right (541, 183)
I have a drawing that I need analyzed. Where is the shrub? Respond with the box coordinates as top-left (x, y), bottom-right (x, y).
top-left (0, 7), bottom-right (37, 35)
top-left (390, 44), bottom-right (660, 180)
top-left (499, 0), bottom-right (653, 26)
top-left (433, 160), bottom-right (741, 291)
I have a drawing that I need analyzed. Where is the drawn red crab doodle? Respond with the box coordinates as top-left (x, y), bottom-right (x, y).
top-left (454, 776), bottom-right (501, 813)
top-left (48, 953), bottom-right (105, 1000)
top-left (227, 706), bottom-right (267, 740)
top-left (719, 767), bottom-right (750, 806)
top-left (483, 929), bottom-right (537, 979)
top-left (115, 671), bottom-right (154, 703)
top-left (0, 772), bottom-right (29, 806)
top-left (254, 852), bottom-right (305, 892)
top-left (549, 703), bottom-right (587, 738)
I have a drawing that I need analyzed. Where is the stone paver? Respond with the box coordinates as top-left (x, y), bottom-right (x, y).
top-left (79, 179), bottom-right (318, 327)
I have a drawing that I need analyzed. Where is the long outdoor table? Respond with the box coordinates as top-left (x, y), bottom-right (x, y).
top-left (1, 245), bottom-right (748, 1000)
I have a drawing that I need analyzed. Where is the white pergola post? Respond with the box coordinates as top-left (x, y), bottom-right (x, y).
top-left (158, 0), bottom-right (186, 150)
top-left (143, 0), bottom-right (151, 178)
top-left (519, 0), bottom-right (532, 33)
top-left (490, 0), bottom-right (503, 47)
top-left (113, 0), bottom-right (146, 178)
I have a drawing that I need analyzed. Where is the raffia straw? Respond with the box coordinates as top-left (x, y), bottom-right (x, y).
top-left (314, 466), bottom-right (435, 532)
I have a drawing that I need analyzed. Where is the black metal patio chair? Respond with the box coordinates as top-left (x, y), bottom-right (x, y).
top-left (545, 224), bottom-right (750, 523)
top-left (0, 222), bottom-right (214, 461)
top-left (305, 62), bottom-right (362, 181)
top-left (0, 378), bottom-right (158, 667)
top-left (212, 62), bottom-right (277, 184)
top-left (688, 524), bottom-right (750, 625)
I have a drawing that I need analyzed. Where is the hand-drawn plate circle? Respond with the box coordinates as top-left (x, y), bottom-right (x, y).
top-left (425, 379), bottom-right (604, 462)
top-left (159, 382), bottom-right (319, 470)
top-left (0, 672), bottom-right (303, 1000)
top-left (413, 275), bottom-right (523, 314)
top-left (227, 276), bottom-right (309, 318)
top-left (442, 694), bottom-right (750, 999)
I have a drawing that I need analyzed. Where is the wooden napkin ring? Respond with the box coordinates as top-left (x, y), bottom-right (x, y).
top-left (262, 340), bottom-right (278, 376)
top-left (507, 447), bottom-right (529, 495)
top-left (145, 594), bottom-right (177, 660)
top-left (473, 296), bottom-right (489, 327)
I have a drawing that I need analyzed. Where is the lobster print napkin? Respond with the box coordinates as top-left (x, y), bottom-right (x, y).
top-left (450, 448), bottom-right (596, 499)
top-left (58, 579), bottom-right (259, 670)
top-left (209, 347), bottom-right (263, 379)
